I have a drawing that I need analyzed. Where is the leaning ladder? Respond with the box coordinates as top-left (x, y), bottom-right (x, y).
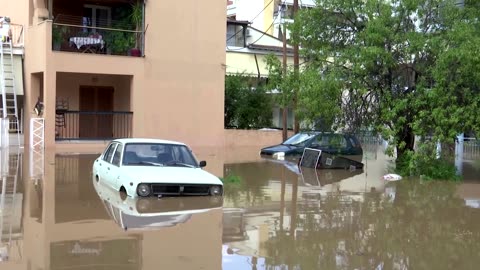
top-left (0, 150), bottom-right (20, 257)
top-left (0, 39), bottom-right (20, 146)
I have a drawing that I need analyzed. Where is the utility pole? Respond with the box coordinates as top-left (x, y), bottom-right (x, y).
top-left (293, 0), bottom-right (300, 134)
top-left (282, 7), bottom-right (288, 141)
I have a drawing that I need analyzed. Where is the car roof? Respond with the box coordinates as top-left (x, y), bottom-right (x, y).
top-left (297, 131), bottom-right (347, 135)
top-left (111, 138), bottom-right (187, 146)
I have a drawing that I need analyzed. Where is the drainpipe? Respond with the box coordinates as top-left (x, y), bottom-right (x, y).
top-left (242, 26), bottom-right (247, 47)
top-left (142, 0), bottom-right (146, 56)
top-left (48, 0), bottom-right (53, 20)
top-left (254, 53), bottom-right (261, 82)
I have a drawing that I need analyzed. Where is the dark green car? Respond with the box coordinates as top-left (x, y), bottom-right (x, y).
top-left (260, 131), bottom-right (364, 162)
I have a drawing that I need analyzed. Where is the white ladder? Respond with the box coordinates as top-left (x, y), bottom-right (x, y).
top-left (0, 149), bottom-right (20, 259)
top-left (0, 39), bottom-right (20, 146)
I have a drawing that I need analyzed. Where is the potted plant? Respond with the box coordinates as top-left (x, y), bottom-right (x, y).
top-left (52, 25), bottom-right (67, 51)
top-left (128, 1), bottom-right (143, 57)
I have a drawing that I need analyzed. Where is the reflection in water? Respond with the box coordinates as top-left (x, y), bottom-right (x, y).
top-left (51, 237), bottom-right (142, 270)
top-left (1, 146), bottom-right (480, 269)
top-left (1, 153), bottom-right (225, 269)
top-left (0, 148), bottom-right (23, 263)
top-left (220, 149), bottom-right (480, 270)
top-left (93, 176), bottom-right (223, 231)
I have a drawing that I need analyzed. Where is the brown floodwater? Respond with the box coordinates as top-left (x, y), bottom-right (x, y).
top-left (0, 143), bottom-right (480, 270)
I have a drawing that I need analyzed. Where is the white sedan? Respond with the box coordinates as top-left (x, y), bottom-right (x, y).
top-left (92, 138), bottom-right (224, 198)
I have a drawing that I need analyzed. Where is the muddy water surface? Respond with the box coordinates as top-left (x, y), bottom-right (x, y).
top-left (0, 144), bottom-right (480, 270)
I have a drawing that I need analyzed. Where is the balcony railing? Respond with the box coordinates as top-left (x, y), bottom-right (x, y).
top-left (10, 23), bottom-right (24, 48)
top-left (55, 111), bottom-right (133, 140)
top-left (52, 14), bottom-right (144, 57)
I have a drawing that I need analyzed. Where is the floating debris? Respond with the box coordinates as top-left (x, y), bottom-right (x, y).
top-left (383, 173), bottom-right (403, 181)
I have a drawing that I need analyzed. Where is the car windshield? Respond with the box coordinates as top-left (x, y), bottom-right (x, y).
top-left (283, 133), bottom-right (317, 146)
top-left (122, 143), bottom-right (199, 167)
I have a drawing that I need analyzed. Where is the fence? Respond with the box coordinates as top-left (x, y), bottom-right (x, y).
top-left (55, 111), bottom-right (133, 140)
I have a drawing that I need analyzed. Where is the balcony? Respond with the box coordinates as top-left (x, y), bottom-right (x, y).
top-left (55, 111), bottom-right (133, 140)
top-left (9, 23), bottom-right (24, 48)
top-left (51, 1), bottom-right (144, 57)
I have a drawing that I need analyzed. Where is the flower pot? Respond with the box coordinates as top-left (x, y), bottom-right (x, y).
top-left (129, 48), bottom-right (141, 57)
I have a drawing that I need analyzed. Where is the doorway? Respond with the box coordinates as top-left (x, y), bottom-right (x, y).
top-left (79, 86), bottom-right (114, 139)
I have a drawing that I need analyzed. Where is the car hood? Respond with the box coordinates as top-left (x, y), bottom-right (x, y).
top-left (261, 144), bottom-right (300, 153)
top-left (120, 166), bottom-right (223, 186)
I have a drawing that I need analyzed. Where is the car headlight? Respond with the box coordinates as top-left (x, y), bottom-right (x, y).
top-left (137, 183), bottom-right (151, 197)
top-left (210, 185), bottom-right (222, 196)
top-left (273, 152), bottom-right (285, 160)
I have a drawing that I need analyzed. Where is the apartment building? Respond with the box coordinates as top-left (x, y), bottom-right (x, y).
top-left (227, 0), bottom-right (315, 40)
top-left (1, 0), bottom-right (226, 150)
top-left (225, 18), bottom-right (298, 128)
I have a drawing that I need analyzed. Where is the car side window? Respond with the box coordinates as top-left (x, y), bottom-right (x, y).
top-left (111, 144), bottom-right (123, 166)
top-left (330, 135), bottom-right (347, 148)
top-left (314, 135), bottom-right (329, 147)
top-left (349, 137), bottom-right (358, 148)
top-left (103, 143), bottom-right (117, 163)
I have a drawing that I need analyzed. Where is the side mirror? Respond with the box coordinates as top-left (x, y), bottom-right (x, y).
top-left (199, 161), bottom-right (207, 168)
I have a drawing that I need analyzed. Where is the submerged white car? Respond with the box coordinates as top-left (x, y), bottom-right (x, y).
top-left (92, 138), bottom-right (224, 198)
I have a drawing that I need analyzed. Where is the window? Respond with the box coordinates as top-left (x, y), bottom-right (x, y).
top-left (112, 144), bottom-right (123, 166)
top-left (172, 146), bottom-right (197, 166)
top-left (314, 134), bottom-right (347, 148)
top-left (82, 5), bottom-right (111, 33)
top-left (103, 143), bottom-right (117, 163)
top-left (226, 24), bottom-right (245, 47)
top-left (123, 143), bottom-right (198, 166)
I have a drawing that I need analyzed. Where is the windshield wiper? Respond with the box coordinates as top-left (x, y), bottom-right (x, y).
top-left (164, 161), bottom-right (195, 168)
top-left (139, 161), bottom-right (164, 166)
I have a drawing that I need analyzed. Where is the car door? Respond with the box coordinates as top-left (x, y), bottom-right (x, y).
top-left (95, 142), bottom-right (114, 180)
top-left (100, 142), bottom-right (117, 186)
top-left (109, 143), bottom-right (124, 190)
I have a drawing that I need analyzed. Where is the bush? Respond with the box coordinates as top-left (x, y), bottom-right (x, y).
top-left (395, 142), bottom-right (461, 181)
top-left (225, 74), bottom-right (273, 129)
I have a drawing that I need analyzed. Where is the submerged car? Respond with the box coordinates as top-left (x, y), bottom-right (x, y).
top-left (92, 138), bottom-right (224, 198)
top-left (260, 131), bottom-right (363, 162)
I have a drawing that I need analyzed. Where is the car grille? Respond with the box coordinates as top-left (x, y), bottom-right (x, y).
top-left (151, 184), bottom-right (213, 196)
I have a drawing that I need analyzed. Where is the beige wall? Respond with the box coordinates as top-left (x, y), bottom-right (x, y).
top-left (23, 0), bottom-right (227, 150)
top-left (225, 129), bottom-right (293, 148)
top-left (0, 0), bottom-right (29, 27)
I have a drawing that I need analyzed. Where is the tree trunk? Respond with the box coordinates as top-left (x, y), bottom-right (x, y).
top-left (395, 125), bottom-right (415, 167)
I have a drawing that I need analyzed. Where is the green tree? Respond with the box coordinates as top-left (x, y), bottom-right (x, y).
top-left (279, 0), bottom-right (480, 171)
top-left (224, 73), bottom-right (273, 129)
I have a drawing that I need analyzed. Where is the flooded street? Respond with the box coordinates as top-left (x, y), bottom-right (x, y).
top-left (1, 142), bottom-right (480, 269)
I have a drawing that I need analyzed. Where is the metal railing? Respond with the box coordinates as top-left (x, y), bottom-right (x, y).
top-left (9, 23), bottom-right (24, 48)
top-left (462, 138), bottom-right (480, 159)
top-left (52, 14), bottom-right (144, 56)
top-left (55, 111), bottom-right (133, 140)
